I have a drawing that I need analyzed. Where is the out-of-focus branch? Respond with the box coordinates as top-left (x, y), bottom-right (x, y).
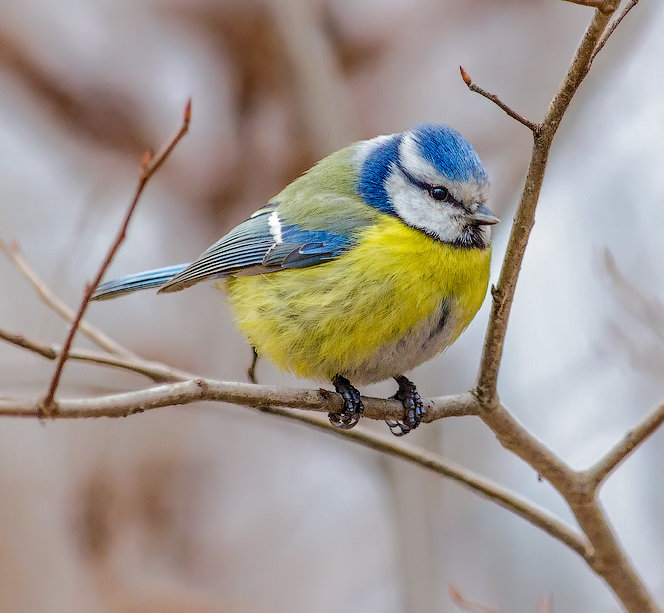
top-left (584, 397), bottom-right (664, 488)
top-left (602, 249), bottom-right (664, 341)
top-left (448, 585), bottom-right (497, 613)
top-left (269, 0), bottom-right (357, 155)
top-left (40, 100), bottom-right (191, 413)
top-left (0, 239), bottom-right (135, 357)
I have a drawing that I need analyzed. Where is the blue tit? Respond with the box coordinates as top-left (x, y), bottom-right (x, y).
top-left (93, 123), bottom-right (498, 436)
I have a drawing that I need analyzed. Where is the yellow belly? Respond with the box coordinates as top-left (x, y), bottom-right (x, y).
top-left (224, 215), bottom-right (491, 383)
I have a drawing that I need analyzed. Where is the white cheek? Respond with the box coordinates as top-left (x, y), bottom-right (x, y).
top-left (385, 169), bottom-right (463, 243)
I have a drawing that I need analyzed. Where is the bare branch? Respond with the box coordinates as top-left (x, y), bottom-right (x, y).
top-left (561, 0), bottom-right (614, 11)
top-left (0, 378), bottom-right (477, 423)
top-left (0, 380), bottom-right (590, 560)
top-left (466, 3), bottom-right (658, 609)
top-left (0, 326), bottom-right (196, 383)
top-left (476, 7), bottom-right (616, 404)
top-left (0, 239), bottom-right (135, 357)
top-left (40, 100), bottom-right (192, 412)
top-left (459, 66), bottom-right (540, 133)
top-left (590, 0), bottom-right (639, 64)
top-left (585, 397), bottom-right (664, 487)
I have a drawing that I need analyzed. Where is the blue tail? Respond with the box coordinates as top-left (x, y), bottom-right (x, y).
top-left (91, 264), bottom-right (190, 301)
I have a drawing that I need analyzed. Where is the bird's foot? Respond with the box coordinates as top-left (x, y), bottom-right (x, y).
top-left (386, 375), bottom-right (424, 437)
top-left (329, 374), bottom-right (364, 429)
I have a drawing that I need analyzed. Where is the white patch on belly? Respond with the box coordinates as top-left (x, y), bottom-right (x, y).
top-left (340, 299), bottom-right (459, 384)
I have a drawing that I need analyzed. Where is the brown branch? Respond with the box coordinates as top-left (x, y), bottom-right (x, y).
top-left (0, 326), bottom-right (196, 383)
top-left (459, 66), bottom-right (540, 133)
top-left (466, 2), bottom-right (657, 611)
top-left (1, 377), bottom-right (477, 423)
top-left (40, 99), bottom-right (192, 413)
top-left (0, 2), bottom-right (656, 610)
top-left (0, 380), bottom-right (590, 560)
top-left (562, 0), bottom-right (614, 11)
top-left (476, 7), bottom-right (617, 405)
top-left (584, 397), bottom-right (664, 488)
top-left (590, 0), bottom-right (640, 63)
top-left (0, 239), bottom-right (135, 357)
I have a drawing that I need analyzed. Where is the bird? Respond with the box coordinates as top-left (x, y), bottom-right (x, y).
top-left (92, 123), bottom-right (498, 436)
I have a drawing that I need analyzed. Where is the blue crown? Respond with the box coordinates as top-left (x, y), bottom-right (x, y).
top-left (358, 123), bottom-right (486, 214)
top-left (412, 123), bottom-right (487, 183)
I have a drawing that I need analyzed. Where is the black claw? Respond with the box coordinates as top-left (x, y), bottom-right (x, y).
top-left (329, 374), bottom-right (364, 430)
top-left (386, 375), bottom-right (424, 436)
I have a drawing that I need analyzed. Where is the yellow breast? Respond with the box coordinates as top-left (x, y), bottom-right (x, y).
top-left (225, 215), bottom-right (491, 383)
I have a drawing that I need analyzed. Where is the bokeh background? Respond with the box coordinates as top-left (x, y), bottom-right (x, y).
top-left (1, 0), bottom-right (663, 611)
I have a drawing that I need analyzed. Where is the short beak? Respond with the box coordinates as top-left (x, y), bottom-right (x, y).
top-left (472, 203), bottom-right (500, 226)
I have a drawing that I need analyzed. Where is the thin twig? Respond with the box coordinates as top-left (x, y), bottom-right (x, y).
top-left (0, 239), bottom-right (135, 357)
top-left (0, 326), bottom-right (196, 383)
top-left (459, 67), bottom-right (540, 133)
top-left (584, 397), bottom-right (664, 488)
top-left (40, 100), bottom-right (192, 413)
top-left (561, 0), bottom-right (614, 11)
top-left (590, 0), bottom-right (640, 65)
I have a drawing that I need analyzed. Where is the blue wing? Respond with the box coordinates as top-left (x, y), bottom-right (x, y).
top-left (159, 204), bottom-right (356, 292)
top-left (93, 205), bottom-right (361, 299)
top-left (92, 264), bottom-right (189, 300)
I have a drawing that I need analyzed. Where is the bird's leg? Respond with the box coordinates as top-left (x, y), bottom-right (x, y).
top-left (386, 375), bottom-right (424, 436)
top-left (247, 346), bottom-right (259, 384)
top-left (329, 374), bottom-right (364, 429)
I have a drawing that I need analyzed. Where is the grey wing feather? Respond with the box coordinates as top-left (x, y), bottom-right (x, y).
top-left (92, 264), bottom-right (189, 300)
top-left (158, 208), bottom-right (278, 293)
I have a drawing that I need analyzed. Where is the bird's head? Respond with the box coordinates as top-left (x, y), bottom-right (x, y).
top-left (357, 123), bottom-right (497, 249)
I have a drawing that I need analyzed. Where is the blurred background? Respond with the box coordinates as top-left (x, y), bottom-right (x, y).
top-left (0, 0), bottom-right (663, 611)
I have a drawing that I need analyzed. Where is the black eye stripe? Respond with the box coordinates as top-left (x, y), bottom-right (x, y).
top-left (396, 162), bottom-right (464, 208)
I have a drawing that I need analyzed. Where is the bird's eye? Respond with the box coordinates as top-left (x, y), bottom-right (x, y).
top-left (429, 186), bottom-right (450, 202)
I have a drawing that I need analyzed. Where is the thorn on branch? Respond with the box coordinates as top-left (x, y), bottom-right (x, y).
top-left (459, 66), bottom-right (540, 134)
